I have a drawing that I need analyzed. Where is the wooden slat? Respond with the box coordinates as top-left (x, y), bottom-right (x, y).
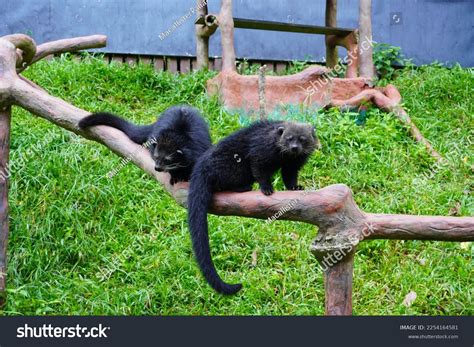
top-left (191, 58), bottom-right (198, 71)
top-left (195, 16), bottom-right (354, 36)
top-left (167, 57), bottom-right (178, 73)
top-left (180, 57), bottom-right (191, 73)
top-left (139, 56), bottom-right (152, 65)
top-left (275, 62), bottom-right (287, 74)
top-left (111, 55), bottom-right (123, 64)
top-left (125, 56), bottom-right (136, 66)
top-left (153, 57), bottom-right (165, 71)
top-left (101, 54), bottom-right (110, 64)
top-left (213, 57), bottom-right (222, 71)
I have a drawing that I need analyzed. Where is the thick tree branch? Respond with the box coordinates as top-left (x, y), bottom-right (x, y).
top-left (19, 35), bottom-right (107, 72)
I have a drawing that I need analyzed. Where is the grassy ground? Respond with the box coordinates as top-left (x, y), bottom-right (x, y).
top-left (2, 55), bottom-right (472, 315)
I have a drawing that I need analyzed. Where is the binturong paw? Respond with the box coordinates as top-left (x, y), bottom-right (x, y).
top-left (260, 185), bottom-right (274, 196)
top-left (290, 185), bottom-right (304, 191)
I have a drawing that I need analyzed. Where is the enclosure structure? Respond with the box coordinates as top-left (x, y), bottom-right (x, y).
top-left (196, 0), bottom-right (443, 163)
top-left (0, 33), bottom-right (473, 314)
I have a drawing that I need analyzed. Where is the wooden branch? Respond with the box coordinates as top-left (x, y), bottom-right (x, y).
top-left (358, 0), bottom-right (374, 79)
top-left (2, 34), bottom-right (37, 68)
top-left (364, 214), bottom-right (474, 241)
top-left (19, 35), bottom-right (107, 72)
top-left (219, 0), bottom-right (236, 72)
top-left (330, 85), bottom-right (444, 162)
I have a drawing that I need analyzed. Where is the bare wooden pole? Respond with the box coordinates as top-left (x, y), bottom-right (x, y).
top-left (359, 0), bottom-right (374, 79)
top-left (219, 0), bottom-right (236, 72)
top-left (0, 107), bottom-right (10, 307)
top-left (195, 1), bottom-right (218, 70)
top-left (325, 0), bottom-right (338, 68)
top-left (323, 251), bottom-right (355, 315)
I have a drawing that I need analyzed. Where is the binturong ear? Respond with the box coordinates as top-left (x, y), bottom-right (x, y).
top-left (310, 125), bottom-right (316, 139)
top-left (277, 126), bottom-right (285, 135)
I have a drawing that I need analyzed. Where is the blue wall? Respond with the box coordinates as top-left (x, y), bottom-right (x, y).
top-left (1, 0), bottom-right (473, 66)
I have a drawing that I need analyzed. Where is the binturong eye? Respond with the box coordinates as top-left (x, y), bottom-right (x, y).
top-left (299, 136), bottom-right (306, 141)
top-left (176, 149), bottom-right (183, 155)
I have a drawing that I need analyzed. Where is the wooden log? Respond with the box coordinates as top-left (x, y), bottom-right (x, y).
top-left (0, 107), bottom-right (10, 308)
top-left (219, 0), bottom-right (236, 72)
top-left (359, 0), bottom-right (374, 79)
top-left (325, 0), bottom-right (338, 69)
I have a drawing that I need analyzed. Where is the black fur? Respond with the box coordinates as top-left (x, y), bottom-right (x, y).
top-left (79, 105), bottom-right (212, 184)
top-left (188, 121), bottom-right (318, 294)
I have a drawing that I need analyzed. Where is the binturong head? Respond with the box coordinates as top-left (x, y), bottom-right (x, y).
top-left (277, 121), bottom-right (321, 156)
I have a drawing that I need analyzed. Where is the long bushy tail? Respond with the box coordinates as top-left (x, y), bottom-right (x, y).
top-left (79, 112), bottom-right (153, 144)
top-left (188, 168), bottom-right (242, 295)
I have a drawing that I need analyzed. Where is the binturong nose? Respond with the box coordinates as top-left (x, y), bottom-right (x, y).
top-left (290, 144), bottom-right (299, 153)
top-left (154, 165), bottom-right (164, 172)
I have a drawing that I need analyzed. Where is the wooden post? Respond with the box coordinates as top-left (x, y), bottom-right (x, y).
top-left (258, 65), bottom-right (266, 120)
top-left (323, 251), bottom-right (355, 315)
top-left (219, 0), bottom-right (236, 72)
top-left (359, 0), bottom-right (374, 79)
top-left (0, 107), bottom-right (10, 307)
top-left (195, 0), bottom-right (210, 70)
top-left (325, 0), bottom-right (338, 68)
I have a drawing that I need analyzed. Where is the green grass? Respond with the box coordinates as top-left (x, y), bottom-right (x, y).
top-left (2, 55), bottom-right (473, 315)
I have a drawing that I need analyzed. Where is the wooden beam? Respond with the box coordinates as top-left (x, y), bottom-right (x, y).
top-left (195, 16), bottom-right (354, 37)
